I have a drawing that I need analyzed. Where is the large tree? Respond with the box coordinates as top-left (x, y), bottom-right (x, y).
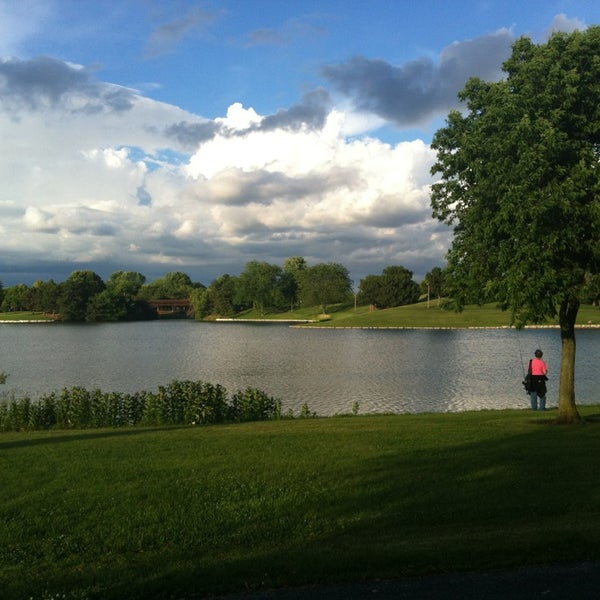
top-left (299, 263), bottom-right (353, 314)
top-left (59, 270), bottom-right (106, 321)
top-left (236, 261), bottom-right (282, 315)
top-left (430, 28), bottom-right (600, 424)
top-left (358, 265), bottom-right (420, 308)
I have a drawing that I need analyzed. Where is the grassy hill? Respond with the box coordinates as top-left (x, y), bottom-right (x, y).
top-left (228, 301), bottom-right (600, 328)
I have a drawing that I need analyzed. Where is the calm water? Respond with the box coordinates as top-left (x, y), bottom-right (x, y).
top-left (0, 321), bottom-right (598, 415)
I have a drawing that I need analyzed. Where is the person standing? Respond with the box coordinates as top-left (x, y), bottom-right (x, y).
top-left (527, 349), bottom-right (549, 410)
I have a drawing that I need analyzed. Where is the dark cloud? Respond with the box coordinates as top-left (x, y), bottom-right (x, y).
top-left (165, 90), bottom-right (331, 149)
top-left (0, 56), bottom-right (136, 113)
top-left (164, 120), bottom-right (221, 149)
top-left (259, 89), bottom-right (331, 131)
top-left (321, 30), bottom-right (514, 127)
top-left (242, 16), bottom-right (327, 48)
top-left (145, 7), bottom-right (218, 58)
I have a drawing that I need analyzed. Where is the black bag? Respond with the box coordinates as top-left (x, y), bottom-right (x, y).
top-left (522, 360), bottom-right (532, 393)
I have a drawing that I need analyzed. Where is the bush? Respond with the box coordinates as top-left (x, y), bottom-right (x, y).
top-left (0, 380), bottom-right (286, 431)
top-left (228, 387), bottom-right (282, 422)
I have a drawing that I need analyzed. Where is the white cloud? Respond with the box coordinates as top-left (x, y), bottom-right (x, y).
top-left (0, 47), bottom-right (450, 286)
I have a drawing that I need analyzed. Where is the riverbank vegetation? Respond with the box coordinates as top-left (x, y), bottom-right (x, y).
top-left (0, 380), bottom-right (284, 432)
top-left (1, 408), bottom-right (599, 599)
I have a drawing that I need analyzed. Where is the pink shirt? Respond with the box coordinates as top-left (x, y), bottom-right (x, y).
top-left (531, 358), bottom-right (548, 376)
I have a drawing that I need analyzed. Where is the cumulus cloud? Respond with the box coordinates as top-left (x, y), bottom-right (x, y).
top-left (0, 63), bottom-right (447, 286)
top-left (181, 104), bottom-right (445, 280)
top-left (546, 13), bottom-right (587, 36)
top-left (165, 89), bottom-right (332, 150)
top-left (322, 28), bottom-right (515, 128)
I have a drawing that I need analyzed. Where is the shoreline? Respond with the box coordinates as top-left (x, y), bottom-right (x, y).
top-left (3, 318), bottom-right (600, 329)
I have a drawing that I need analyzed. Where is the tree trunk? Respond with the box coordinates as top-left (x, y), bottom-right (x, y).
top-left (557, 297), bottom-right (583, 424)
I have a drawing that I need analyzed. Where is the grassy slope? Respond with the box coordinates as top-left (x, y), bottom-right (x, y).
top-left (2, 409), bottom-right (600, 599)
top-left (3, 302), bottom-right (599, 327)
top-left (0, 311), bottom-right (55, 321)
top-left (232, 301), bottom-right (600, 328)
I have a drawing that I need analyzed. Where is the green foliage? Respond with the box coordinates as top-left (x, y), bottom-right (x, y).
top-left (358, 265), bottom-right (420, 308)
top-left (59, 270), bottom-right (106, 321)
top-left (430, 28), bottom-right (600, 422)
top-left (228, 387), bottom-right (282, 422)
top-left (298, 262), bottom-right (353, 313)
top-left (431, 28), bottom-right (600, 323)
top-left (0, 283), bottom-right (29, 312)
top-left (210, 273), bottom-right (238, 316)
top-left (0, 380), bottom-right (282, 432)
top-left (106, 271), bottom-right (146, 297)
top-left (138, 271), bottom-right (199, 300)
top-left (236, 260), bottom-right (283, 314)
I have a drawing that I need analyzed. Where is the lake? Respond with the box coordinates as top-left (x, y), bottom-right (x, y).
top-left (0, 320), bottom-right (598, 416)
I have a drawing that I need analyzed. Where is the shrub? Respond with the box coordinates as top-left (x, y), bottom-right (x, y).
top-left (228, 387), bottom-right (282, 422)
top-left (0, 380), bottom-right (289, 432)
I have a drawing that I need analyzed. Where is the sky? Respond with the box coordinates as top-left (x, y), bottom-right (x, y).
top-left (1, 1), bottom-right (600, 288)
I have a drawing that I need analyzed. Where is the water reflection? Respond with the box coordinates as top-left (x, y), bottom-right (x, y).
top-left (0, 321), bottom-right (597, 415)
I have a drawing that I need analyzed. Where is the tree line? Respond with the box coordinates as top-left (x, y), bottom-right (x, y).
top-left (0, 257), bottom-right (446, 322)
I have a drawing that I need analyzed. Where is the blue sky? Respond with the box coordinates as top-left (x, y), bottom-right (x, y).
top-left (1, 1), bottom-right (599, 288)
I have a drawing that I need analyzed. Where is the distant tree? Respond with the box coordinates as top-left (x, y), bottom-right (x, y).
top-left (421, 267), bottom-right (446, 304)
top-left (357, 274), bottom-right (383, 307)
top-left (358, 266), bottom-right (420, 308)
top-left (28, 279), bottom-right (61, 314)
top-left (210, 274), bottom-right (237, 316)
top-left (281, 256), bottom-right (307, 310)
top-left (299, 263), bottom-right (353, 313)
top-left (190, 287), bottom-right (213, 320)
top-left (85, 290), bottom-right (130, 322)
top-left (59, 270), bottom-right (105, 321)
top-left (106, 271), bottom-right (146, 297)
top-left (236, 261), bottom-right (282, 315)
top-left (139, 271), bottom-right (198, 300)
top-left (430, 28), bottom-right (600, 423)
top-left (1, 284), bottom-right (29, 312)
top-left (581, 273), bottom-right (600, 306)
top-left (0, 279), bottom-right (3, 307)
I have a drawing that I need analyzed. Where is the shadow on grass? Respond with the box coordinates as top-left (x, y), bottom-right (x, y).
top-left (4, 419), bottom-right (600, 599)
top-left (0, 425), bottom-right (189, 450)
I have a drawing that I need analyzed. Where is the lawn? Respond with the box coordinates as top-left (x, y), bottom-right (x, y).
top-left (233, 301), bottom-right (600, 328)
top-left (2, 408), bottom-right (600, 599)
top-left (0, 311), bottom-right (56, 321)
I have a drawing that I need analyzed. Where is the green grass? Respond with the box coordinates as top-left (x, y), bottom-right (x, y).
top-left (0, 311), bottom-right (56, 321)
top-left (2, 408), bottom-right (600, 599)
top-left (4, 302), bottom-right (599, 327)
top-left (232, 301), bottom-right (600, 328)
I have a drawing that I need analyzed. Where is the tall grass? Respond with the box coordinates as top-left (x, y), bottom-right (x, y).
top-left (0, 380), bottom-right (282, 431)
top-left (1, 408), bottom-right (600, 599)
